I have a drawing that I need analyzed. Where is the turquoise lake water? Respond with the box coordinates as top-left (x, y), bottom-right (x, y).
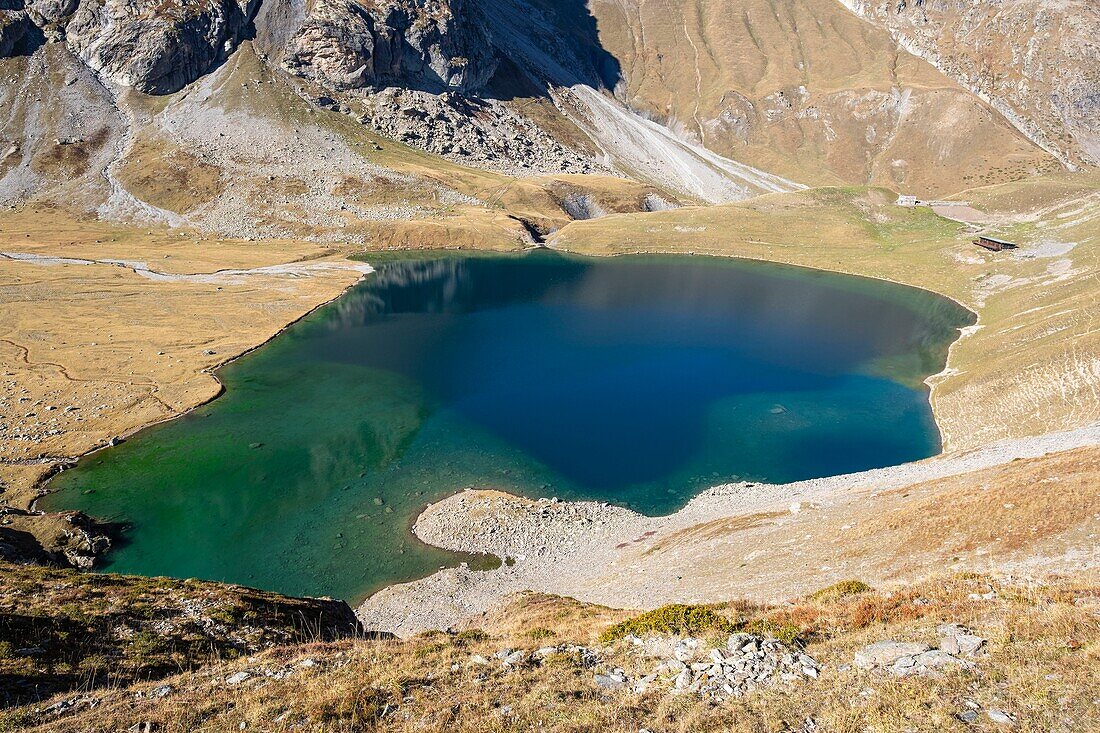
top-left (43, 252), bottom-right (974, 602)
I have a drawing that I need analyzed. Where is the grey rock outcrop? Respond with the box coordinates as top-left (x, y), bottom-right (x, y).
top-left (282, 0), bottom-right (496, 93)
top-left (0, 7), bottom-right (36, 56)
top-left (853, 640), bottom-right (929, 670)
top-left (64, 0), bottom-right (260, 93)
top-left (25, 0), bottom-right (78, 35)
top-left (853, 625), bottom-right (986, 677)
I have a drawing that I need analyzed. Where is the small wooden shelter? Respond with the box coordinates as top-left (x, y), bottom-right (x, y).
top-left (973, 235), bottom-right (1016, 252)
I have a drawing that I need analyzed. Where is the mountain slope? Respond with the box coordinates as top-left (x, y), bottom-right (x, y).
top-left (590, 0), bottom-right (1062, 196)
top-left (835, 0), bottom-right (1100, 169)
top-left (2, 0), bottom-right (1090, 227)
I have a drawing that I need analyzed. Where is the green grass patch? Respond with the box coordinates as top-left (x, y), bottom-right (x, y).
top-left (742, 619), bottom-right (803, 646)
top-left (453, 629), bottom-right (489, 645)
top-left (524, 627), bottom-right (556, 641)
top-left (600, 604), bottom-right (736, 642)
top-left (809, 579), bottom-right (873, 603)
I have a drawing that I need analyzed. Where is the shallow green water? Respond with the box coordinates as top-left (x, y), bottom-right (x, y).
top-left (43, 252), bottom-right (974, 603)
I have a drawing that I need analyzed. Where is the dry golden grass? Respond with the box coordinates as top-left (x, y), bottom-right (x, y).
top-left (592, 445), bottom-right (1100, 609)
top-left (861, 446), bottom-right (1100, 555)
top-left (0, 208), bottom-right (366, 507)
top-left (116, 134), bottom-right (225, 214)
top-left (590, 0), bottom-right (1056, 195)
top-left (9, 573), bottom-right (1097, 732)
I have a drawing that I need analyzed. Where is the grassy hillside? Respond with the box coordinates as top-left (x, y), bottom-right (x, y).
top-left (590, 0), bottom-right (1059, 195)
top-left (0, 563), bottom-right (362, 709)
top-left (3, 569), bottom-right (1096, 731)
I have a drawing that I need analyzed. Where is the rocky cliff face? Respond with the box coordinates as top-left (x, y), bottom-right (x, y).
top-left (65, 0), bottom-right (260, 94)
top-left (836, 0), bottom-right (1100, 167)
top-left (1, 0), bottom-right (501, 95)
top-left (0, 1), bottom-right (39, 57)
top-left (282, 0), bottom-right (496, 92)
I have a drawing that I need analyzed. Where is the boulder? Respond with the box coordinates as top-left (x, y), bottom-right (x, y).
top-left (26, 0), bottom-right (78, 27)
top-left (282, 0), bottom-right (496, 93)
top-left (0, 9), bottom-right (35, 56)
top-left (854, 641), bottom-right (930, 670)
top-left (938, 624), bottom-right (986, 656)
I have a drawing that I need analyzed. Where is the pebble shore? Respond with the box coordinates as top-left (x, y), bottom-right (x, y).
top-left (358, 422), bottom-right (1100, 635)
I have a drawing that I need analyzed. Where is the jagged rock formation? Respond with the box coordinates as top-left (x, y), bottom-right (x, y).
top-left (282, 0), bottom-right (496, 92)
top-left (0, 2), bottom-right (40, 57)
top-left (0, 0), bottom-right (1095, 217)
top-left (835, 0), bottom-right (1100, 167)
top-left (65, 0), bottom-right (260, 93)
top-left (0, 0), bottom-right (262, 94)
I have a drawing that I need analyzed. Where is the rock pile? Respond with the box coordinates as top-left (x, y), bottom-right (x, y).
top-left (634, 633), bottom-right (821, 700)
top-left (854, 624), bottom-right (986, 677)
top-left (472, 633), bottom-right (820, 702)
top-left (350, 88), bottom-right (609, 176)
top-left (471, 643), bottom-right (601, 671)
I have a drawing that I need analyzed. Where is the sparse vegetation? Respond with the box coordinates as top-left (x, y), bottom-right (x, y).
top-left (0, 563), bottom-right (361, 707)
top-left (2, 572), bottom-right (1096, 731)
top-left (453, 629), bottom-right (489, 645)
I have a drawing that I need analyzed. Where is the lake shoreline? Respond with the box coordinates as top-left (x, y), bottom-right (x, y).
top-left (547, 245), bottom-right (981, 452)
top-left (39, 251), bottom-right (964, 600)
top-left (30, 261), bottom-right (375, 513)
top-left (31, 247), bottom-right (978, 597)
top-left (358, 421), bottom-right (1100, 636)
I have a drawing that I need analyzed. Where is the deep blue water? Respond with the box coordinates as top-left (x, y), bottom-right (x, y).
top-left (44, 252), bottom-right (974, 601)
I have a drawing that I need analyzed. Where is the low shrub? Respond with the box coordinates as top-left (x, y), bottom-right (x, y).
top-left (524, 627), bottom-right (555, 641)
top-left (743, 618), bottom-right (803, 646)
top-left (453, 629), bottom-right (489, 645)
top-left (600, 604), bottom-right (735, 642)
top-left (809, 579), bottom-right (873, 603)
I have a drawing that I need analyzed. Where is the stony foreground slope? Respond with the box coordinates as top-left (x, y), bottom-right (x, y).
top-left (3, 570), bottom-right (1098, 731)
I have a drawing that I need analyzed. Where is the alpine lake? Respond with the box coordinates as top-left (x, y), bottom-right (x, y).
top-left (43, 251), bottom-right (975, 603)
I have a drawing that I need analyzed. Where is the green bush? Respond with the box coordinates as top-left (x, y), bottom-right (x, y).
top-left (600, 604), bottom-right (735, 642)
top-left (524, 627), bottom-right (555, 641)
top-left (453, 629), bottom-right (489, 645)
top-left (809, 579), bottom-right (873, 602)
top-left (128, 630), bottom-right (168, 659)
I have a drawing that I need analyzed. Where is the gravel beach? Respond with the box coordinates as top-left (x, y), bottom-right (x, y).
top-left (358, 422), bottom-right (1100, 635)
